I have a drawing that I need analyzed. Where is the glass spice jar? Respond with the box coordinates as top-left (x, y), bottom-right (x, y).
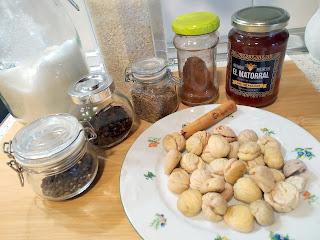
top-left (226, 6), bottom-right (290, 107)
top-left (172, 12), bottom-right (220, 106)
top-left (125, 57), bottom-right (179, 123)
top-left (3, 114), bottom-right (98, 201)
top-left (69, 73), bottom-right (134, 148)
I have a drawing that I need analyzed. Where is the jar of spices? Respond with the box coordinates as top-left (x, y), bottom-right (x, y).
top-left (172, 12), bottom-right (220, 106)
top-left (226, 6), bottom-right (290, 107)
top-left (3, 114), bottom-right (98, 201)
top-left (69, 73), bottom-right (134, 148)
top-left (125, 57), bottom-right (179, 123)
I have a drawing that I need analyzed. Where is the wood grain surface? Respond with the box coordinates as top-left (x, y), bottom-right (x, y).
top-left (0, 61), bottom-right (319, 240)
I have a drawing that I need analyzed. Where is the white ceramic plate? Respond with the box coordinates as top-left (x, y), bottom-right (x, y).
top-left (120, 105), bottom-right (320, 240)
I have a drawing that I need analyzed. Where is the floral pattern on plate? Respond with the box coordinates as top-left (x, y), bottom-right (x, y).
top-left (148, 137), bottom-right (161, 148)
top-left (144, 171), bottom-right (156, 180)
top-left (293, 147), bottom-right (315, 160)
top-left (182, 123), bottom-right (189, 128)
top-left (214, 235), bottom-right (229, 240)
top-left (269, 231), bottom-right (292, 240)
top-left (150, 213), bottom-right (167, 230)
top-left (303, 191), bottom-right (318, 204)
top-left (260, 128), bottom-right (275, 136)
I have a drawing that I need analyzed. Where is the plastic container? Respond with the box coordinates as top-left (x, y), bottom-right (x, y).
top-left (125, 57), bottom-right (179, 123)
top-left (0, 0), bottom-right (88, 123)
top-left (172, 12), bottom-right (220, 106)
top-left (69, 73), bottom-right (134, 148)
top-left (3, 114), bottom-right (98, 201)
top-left (305, 5), bottom-right (320, 64)
top-left (226, 6), bottom-right (290, 107)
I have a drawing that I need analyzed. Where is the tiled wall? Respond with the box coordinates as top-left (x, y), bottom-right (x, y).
top-left (66, 0), bottom-right (319, 52)
top-left (64, 0), bottom-right (319, 92)
top-left (253, 0), bottom-right (319, 28)
top-left (161, 0), bottom-right (319, 47)
top-left (161, 0), bottom-right (253, 43)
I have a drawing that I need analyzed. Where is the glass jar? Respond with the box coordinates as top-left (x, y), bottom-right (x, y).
top-left (172, 12), bottom-right (220, 106)
top-left (69, 73), bottom-right (134, 148)
top-left (226, 6), bottom-right (290, 107)
top-left (125, 57), bottom-right (179, 123)
top-left (0, 0), bottom-right (89, 124)
top-left (3, 114), bottom-right (98, 201)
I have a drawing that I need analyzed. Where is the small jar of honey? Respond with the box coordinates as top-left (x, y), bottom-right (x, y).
top-left (226, 6), bottom-right (290, 107)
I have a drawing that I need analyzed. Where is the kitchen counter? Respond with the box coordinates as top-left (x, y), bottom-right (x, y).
top-left (0, 61), bottom-right (320, 240)
top-left (290, 53), bottom-right (320, 91)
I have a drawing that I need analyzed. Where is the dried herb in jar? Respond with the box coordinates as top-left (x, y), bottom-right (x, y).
top-left (127, 57), bottom-right (179, 122)
top-left (90, 105), bottom-right (132, 147)
top-left (181, 56), bottom-right (218, 105)
top-left (132, 85), bottom-right (178, 123)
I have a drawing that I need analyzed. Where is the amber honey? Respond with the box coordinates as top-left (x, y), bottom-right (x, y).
top-left (226, 6), bottom-right (290, 107)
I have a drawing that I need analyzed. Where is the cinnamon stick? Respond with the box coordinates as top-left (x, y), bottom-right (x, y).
top-left (181, 100), bottom-right (237, 138)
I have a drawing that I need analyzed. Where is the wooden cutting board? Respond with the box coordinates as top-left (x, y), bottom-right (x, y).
top-left (0, 61), bottom-right (319, 240)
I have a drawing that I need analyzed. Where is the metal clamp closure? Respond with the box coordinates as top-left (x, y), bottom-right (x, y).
top-left (80, 121), bottom-right (97, 142)
top-left (167, 58), bottom-right (178, 67)
top-left (3, 141), bottom-right (24, 187)
top-left (166, 68), bottom-right (182, 86)
top-left (124, 67), bottom-right (133, 82)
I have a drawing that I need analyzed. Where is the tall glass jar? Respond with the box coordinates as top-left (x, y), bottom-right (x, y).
top-left (69, 73), bottom-right (134, 148)
top-left (0, 0), bottom-right (89, 124)
top-left (172, 12), bottom-right (220, 106)
top-left (3, 114), bottom-right (98, 201)
top-left (226, 6), bottom-right (290, 107)
top-left (125, 57), bottom-right (179, 123)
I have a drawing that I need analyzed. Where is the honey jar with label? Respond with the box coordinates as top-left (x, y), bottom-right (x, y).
top-left (226, 6), bottom-right (290, 107)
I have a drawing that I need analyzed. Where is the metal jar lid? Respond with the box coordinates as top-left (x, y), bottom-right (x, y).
top-left (125, 57), bottom-right (168, 84)
top-left (69, 73), bottom-right (113, 105)
top-left (232, 6), bottom-right (290, 33)
top-left (9, 114), bottom-right (85, 167)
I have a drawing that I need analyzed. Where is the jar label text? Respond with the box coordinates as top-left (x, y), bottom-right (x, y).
top-left (229, 51), bottom-right (281, 98)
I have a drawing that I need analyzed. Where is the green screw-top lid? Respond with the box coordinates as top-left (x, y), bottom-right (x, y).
top-left (172, 12), bottom-right (220, 36)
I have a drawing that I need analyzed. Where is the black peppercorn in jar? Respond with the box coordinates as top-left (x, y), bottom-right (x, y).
top-left (125, 57), bottom-right (179, 123)
top-left (3, 114), bottom-right (99, 201)
top-left (68, 73), bottom-right (134, 148)
top-left (226, 6), bottom-right (290, 107)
